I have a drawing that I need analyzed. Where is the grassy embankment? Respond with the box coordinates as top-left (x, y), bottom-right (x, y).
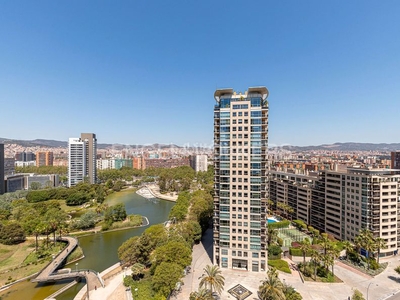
top-left (0, 240), bottom-right (83, 287)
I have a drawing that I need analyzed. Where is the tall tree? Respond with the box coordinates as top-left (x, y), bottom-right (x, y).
top-left (299, 238), bottom-right (311, 271)
top-left (375, 237), bottom-right (387, 264)
top-left (310, 248), bottom-right (322, 281)
top-left (258, 267), bottom-right (285, 300)
top-left (199, 265), bottom-right (225, 295)
top-left (342, 240), bottom-right (354, 259)
top-left (152, 262), bottom-right (182, 297)
top-left (268, 227), bottom-right (279, 246)
top-left (327, 244), bottom-right (340, 276)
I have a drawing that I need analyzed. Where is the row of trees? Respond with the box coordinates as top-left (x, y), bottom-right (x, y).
top-left (190, 265), bottom-right (302, 300)
top-left (120, 181), bottom-right (213, 299)
top-left (25, 182), bottom-right (108, 205)
top-left (16, 165), bottom-right (68, 175)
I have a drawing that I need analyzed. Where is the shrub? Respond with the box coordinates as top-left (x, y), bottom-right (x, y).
top-left (268, 245), bottom-right (282, 259)
top-left (368, 258), bottom-right (379, 270)
top-left (348, 252), bottom-right (360, 263)
top-left (293, 219), bottom-right (306, 229)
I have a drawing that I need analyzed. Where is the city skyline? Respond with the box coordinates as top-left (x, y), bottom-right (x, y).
top-left (1, 1), bottom-right (400, 146)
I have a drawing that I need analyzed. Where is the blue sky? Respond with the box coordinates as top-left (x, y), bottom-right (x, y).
top-left (1, 1), bottom-right (399, 147)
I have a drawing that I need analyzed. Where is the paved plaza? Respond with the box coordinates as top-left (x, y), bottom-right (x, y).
top-left (179, 229), bottom-right (400, 300)
top-left (78, 228), bottom-right (400, 300)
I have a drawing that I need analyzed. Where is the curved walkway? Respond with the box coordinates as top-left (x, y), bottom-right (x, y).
top-left (32, 236), bottom-right (104, 294)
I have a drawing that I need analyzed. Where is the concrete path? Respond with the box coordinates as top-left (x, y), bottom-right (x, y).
top-left (32, 236), bottom-right (79, 282)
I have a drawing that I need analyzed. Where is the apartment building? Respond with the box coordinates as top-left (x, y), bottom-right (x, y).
top-left (68, 138), bottom-right (86, 187)
top-left (391, 151), bottom-right (400, 169)
top-left (0, 144), bottom-right (4, 195)
top-left (269, 168), bottom-right (400, 257)
top-left (189, 154), bottom-right (208, 172)
top-left (81, 133), bottom-right (97, 184)
top-left (36, 151), bottom-right (54, 166)
top-left (96, 158), bottom-right (133, 170)
top-left (213, 87), bottom-right (269, 272)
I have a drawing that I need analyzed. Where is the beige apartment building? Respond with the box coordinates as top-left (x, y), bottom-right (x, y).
top-left (269, 168), bottom-right (400, 257)
top-left (213, 86), bottom-right (269, 272)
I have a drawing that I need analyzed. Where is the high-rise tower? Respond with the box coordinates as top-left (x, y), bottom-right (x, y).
top-left (68, 133), bottom-right (97, 187)
top-left (0, 144), bottom-right (4, 195)
top-left (81, 133), bottom-right (97, 184)
top-left (213, 87), bottom-right (269, 272)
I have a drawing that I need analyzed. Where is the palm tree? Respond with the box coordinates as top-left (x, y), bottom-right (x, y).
top-left (268, 227), bottom-right (278, 246)
top-left (342, 240), bottom-right (354, 259)
top-left (319, 233), bottom-right (331, 257)
top-left (299, 238), bottom-right (311, 272)
top-left (258, 267), bottom-right (285, 300)
top-left (189, 288), bottom-right (214, 300)
top-left (286, 205), bottom-right (294, 221)
top-left (276, 202), bottom-right (285, 218)
top-left (365, 237), bottom-right (377, 269)
top-left (375, 237), bottom-right (387, 264)
top-left (199, 265), bottom-right (225, 295)
top-left (267, 199), bottom-right (275, 215)
top-left (327, 244), bottom-right (340, 276)
top-left (310, 248), bottom-right (322, 281)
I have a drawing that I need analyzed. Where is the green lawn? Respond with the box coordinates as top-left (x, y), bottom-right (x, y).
top-left (268, 259), bottom-right (291, 273)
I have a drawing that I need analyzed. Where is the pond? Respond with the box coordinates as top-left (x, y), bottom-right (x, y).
top-left (0, 190), bottom-right (175, 300)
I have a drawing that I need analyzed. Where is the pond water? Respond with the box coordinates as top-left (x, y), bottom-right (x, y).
top-left (0, 190), bottom-right (175, 300)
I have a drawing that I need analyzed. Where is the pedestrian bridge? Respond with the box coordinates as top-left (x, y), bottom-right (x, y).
top-left (32, 236), bottom-right (104, 292)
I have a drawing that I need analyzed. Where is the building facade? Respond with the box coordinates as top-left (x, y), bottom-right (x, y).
top-left (81, 133), bottom-right (97, 184)
top-left (15, 152), bottom-right (35, 161)
top-left (213, 87), bottom-right (269, 272)
top-left (68, 138), bottom-right (86, 187)
top-left (391, 151), bottom-right (400, 169)
top-left (68, 133), bottom-right (97, 187)
top-left (0, 144), bottom-right (4, 194)
top-left (269, 168), bottom-right (400, 257)
top-left (189, 155), bottom-right (208, 172)
top-left (133, 156), bottom-right (146, 170)
top-left (96, 158), bottom-right (133, 170)
top-left (36, 151), bottom-right (54, 166)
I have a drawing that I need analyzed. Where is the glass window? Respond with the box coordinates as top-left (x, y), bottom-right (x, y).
top-left (220, 112), bottom-right (230, 118)
top-left (220, 98), bottom-right (231, 108)
top-left (251, 97), bottom-right (261, 107)
top-left (251, 111), bottom-right (261, 117)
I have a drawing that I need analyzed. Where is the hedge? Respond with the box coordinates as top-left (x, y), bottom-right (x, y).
top-left (289, 247), bottom-right (312, 257)
top-left (268, 220), bottom-right (290, 229)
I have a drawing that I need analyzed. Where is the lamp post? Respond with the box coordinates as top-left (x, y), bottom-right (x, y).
top-left (367, 282), bottom-right (378, 300)
top-left (134, 288), bottom-right (138, 299)
top-left (75, 262), bottom-right (78, 272)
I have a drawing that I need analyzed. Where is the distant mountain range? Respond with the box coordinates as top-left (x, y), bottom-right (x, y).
top-left (1, 138), bottom-right (400, 152)
top-left (0, 138), bottom-right (182, 150)
top-left (270, 142), bottom-right (400, 152)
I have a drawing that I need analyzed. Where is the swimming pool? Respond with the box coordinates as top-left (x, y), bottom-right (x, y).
top-left (267, 217), bottom-right (279, 224)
